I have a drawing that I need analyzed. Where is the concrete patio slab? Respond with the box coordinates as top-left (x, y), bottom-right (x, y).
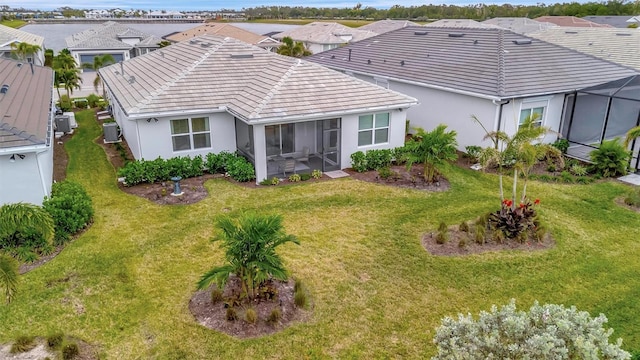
top-left (618, 173), bottom-right (640, 186)
top-left (325, 170), bottom-right (350, 179)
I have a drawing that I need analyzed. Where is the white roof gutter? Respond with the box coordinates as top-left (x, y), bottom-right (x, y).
top-left (126, 106), bottom-right (228, 120)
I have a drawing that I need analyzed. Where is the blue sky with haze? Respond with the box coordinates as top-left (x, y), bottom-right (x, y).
top-left (6, 1), bottom-right (572, 11)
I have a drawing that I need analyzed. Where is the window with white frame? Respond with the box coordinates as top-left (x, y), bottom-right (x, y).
top-left (358, 113), bottom-right (390, 146)
top-left (170, 117), bottom-right (211, 152)
top-left (519, 103), bottom-right (546, 129)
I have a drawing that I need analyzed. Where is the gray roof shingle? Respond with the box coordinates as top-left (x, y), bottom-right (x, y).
top-left (0, 24), bottom-right (44, 49)
top-left (358, 20), bottom-right (420, 34)
top-left (582, 15), bottom-right (639, 28)
top-left (307, 26), bottom-right (637, 99)
top-left (482, 17), bottom-right (558, 34)
top-left (0, 59), bottom-right (53, 149)
top-left (99, 35), bottom-right (417, 121)
top-left (273, 22), bottom-right (378, 45)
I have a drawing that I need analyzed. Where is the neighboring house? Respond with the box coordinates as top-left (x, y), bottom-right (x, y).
top-left (66, 22), bottom-right (162, 67)
top-left (145, 10), bottom-right (184, 19)
top-left (482, 17), bottom-right (558, 34)
top-left (272, 22), bottom-right (378, 54)
top-left (529, 27), bottom-right (640, 71)
top-left (582, 16), bottom-right (640, 28)
top-left (164, 23), bottom-right (280, 51)
top-left (307, 27), bottom-right (637, 163)
top-left (99, 35), bottom-right (417, 182)
top-left (424, 19), bottom-right (499, 28)
top-left (84, 9), bottom-right (112, 19)
top-left (0, 58), bottom-right (55, 205)
top-left (358, 19), bottom-right (420, 34)
top-left (533, 16), bottom-right (612, 28)
top-left (0, 24), bottom-right (45, 65)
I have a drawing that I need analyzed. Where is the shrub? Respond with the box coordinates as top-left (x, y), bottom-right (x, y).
top-left (211, 288), bottom-right (223, 303)
top-left (589, 139), bottom-right (630, 177)
top-left (624, 190), bottom-right (640, 207)
top-left (350, 151), bottom-right (367, 172)
top-left (569, 163), bottom-right (588, 176)
top-left (226, 307), bottom-right (238, 321)
top-left (538, 174), bottom-right (554, 182)
top-left (436, 222), bottom-right (448, 244)
top-left (270, 177), bottom-right (280, 185)
top-left (560, 171), bottom-right (575, 183)
top-left (86, 94), bottom-right (101, 108)
top-left (377, 166), bottom-right (393, 180)
top-left (552, 138), bottom-right (570, 153)
top-left (464, 145), bottom-right (482, 162)
top-left (117, 160), bottom-right (146, 186)
top-left (267, 308), bottom-right (282, 325)
top-left (365, 149), bottom-right (393, 170)
top-left (245, 307), bottom-right (258, 324)
top-left (294, 278), bottom-right (304, 293)
top-left (392, 146), bottom-right (410, 165)
top-left (74, 99), bottom-right (87, 109)
top-left (43, 181), bottom-right (94, 245)
top-left (300, 173), bottom-right (311, 181)
top-left (61, 342), bottom-right (79, 360)
top-left (47, 332), bottom-right (64, 349)
top-left (458, 238), bottom-right (466, 248)
top-left (488, 200), bottom-right (538, 241)
top-left (226, 156), bottom-right (255, 182)
top-left (546, 163), bottom-right (557, 173)
top-left (11, 335), bottom-right (35, 353)
top-left (259, 178), bottom-right (272, 186)
top-left (459, 221), bottom-right (470, 232)
top-left (205, 152), bottom-right (226, 174)
top-left (311, 169), bottom-right (322, 179)
top-left (432, 299), bottom-right (631, 360)
top-left (58, 95), bottom-right (72, 112)
top-left (288, 174), bottom-right (301, 182)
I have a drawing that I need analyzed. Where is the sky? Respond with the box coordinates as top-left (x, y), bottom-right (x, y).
top-left (4, 0), bottom-right (574, 11)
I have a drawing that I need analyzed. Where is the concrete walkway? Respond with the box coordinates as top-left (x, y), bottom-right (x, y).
top-left (618, 173), bottom-right (640, 186)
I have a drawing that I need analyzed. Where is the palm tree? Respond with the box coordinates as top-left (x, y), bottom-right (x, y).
top-left (197, 213), bottom-right (299, 300)
top-left (624, 126), bottom-right (640, 149)
top-left (405, 124), bottom-right (458, 183)
top-left (81, 54), bottom-right (115, 98)
top-left (52, 52), bottom-right (79, 99)
top-left (58, 68), bottom-right (82, 99)
top-left (10, 42), bottom-right (42, 65)
top-left (0, 254), bottom-right (18, 304)
top-left (0, 203), bottom-right (55, 247)
top-left (277, 36), bottom-right (312, 58)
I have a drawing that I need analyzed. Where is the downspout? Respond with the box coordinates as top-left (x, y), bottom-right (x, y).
top-left (492, 99), bottom-right (510, 133)
top-left (35, 148), bottom-right (50, 200)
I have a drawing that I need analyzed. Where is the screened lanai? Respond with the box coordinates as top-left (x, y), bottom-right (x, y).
top-left (562, 75), bottom-right (640, 172)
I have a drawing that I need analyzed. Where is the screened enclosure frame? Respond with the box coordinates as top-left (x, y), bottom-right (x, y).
top-left (562, 75), bottom-right (640, 172)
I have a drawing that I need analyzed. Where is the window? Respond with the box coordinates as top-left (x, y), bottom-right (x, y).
top-left (170, 117), bottom-right (210, 152)
top-left (519, 106), bottom-right (545, 128)
top-left (358, 113), bottom-right (389, 146)
top-left (265, 124), bottom-right (295, 156)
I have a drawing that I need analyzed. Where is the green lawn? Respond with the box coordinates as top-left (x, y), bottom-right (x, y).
top-left (1, 110), bottom-right (639, 358)
top-left (0, 19), bottom-right (26, 28)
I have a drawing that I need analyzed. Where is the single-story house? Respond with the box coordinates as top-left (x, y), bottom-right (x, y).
top-left (66, 21), bottom-right (162, 68)
top-left (582, 16), bottom-right (640, 28)
top-left (424, 19), bottom-right (499, 28)
top-left (0, 58), bottom-right (55, 205)
top-left (272, 22), bottom-right (378, 54)
top-left (482, 17), bottom-right (558, 34)
top-left (533, 16), bottom-right (612, 28)
top-left (307, 27), bottom-right (638, 168)
top-left (0, 24), bottom-right (45, 66)
top-left (99, 35), bottom-right (417, 182)
top-left (358, 20), bottom-right (420, 34)
top-left (164, 23), bottom-right (281, 52)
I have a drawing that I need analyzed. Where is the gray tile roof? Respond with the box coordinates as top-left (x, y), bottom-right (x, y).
top-left (482, 17), bottom-right (558, 34)
top-left (424, 19), bottom-right (499, 28)
top-left (530, 27), bottom-right (640, 71)
top-left (0, 59), bottom-right (53, 149)
top-left (307, 26), bottom-right (638, 99)
top-left (534, 16), bottom-right (612, 28)
top-left (99, 35), bottom-right (417, 121)
top-left (0, 24), bottom-right (44, 48)
top-left (358, 20), bottom-right (420, 34)
top-left (65, 21), bottom-right (156, 50)
top-left (272, 22), bottom-right (378, 45)
top-left (582, 16), bottom-right (638, 28)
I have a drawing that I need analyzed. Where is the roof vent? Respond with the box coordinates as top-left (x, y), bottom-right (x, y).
top-left (616, 33), bottom-right (632, 36)
top-left (16, 63), bottom-right (23, 68)
top-left (564, 31), bottom-right (578, 34)
top-left (367, 59), bottom-right (371, 64)
top-left (473, 39), bottom-right (478, 44)
top-left (0, 85), bottom-right (9, 94)
top-left (414, 31), bottom-right (428, 35)
top-left (513, 39), bottom-right (532, 45)
top-left (230, 54), bottom-right (254, 59)
top-left (448, 33), bottom-right (464, 38)
top-left (200, 42), bottom-right (212, 47)
top-left (331, 55), bottom-right (335, 59)
top-left (189, 39), bottom-right (200, 44)
top-left (400, 60), bottom-right (405, 66)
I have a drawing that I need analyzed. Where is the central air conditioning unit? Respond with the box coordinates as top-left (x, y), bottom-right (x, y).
top-left (55, 115), bottom-right (71, 133)
top-left (103, 122), bottom-right (122, 143)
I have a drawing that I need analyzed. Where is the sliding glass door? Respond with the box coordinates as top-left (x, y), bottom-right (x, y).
top-left (265, 124), bottom-right (295, 156)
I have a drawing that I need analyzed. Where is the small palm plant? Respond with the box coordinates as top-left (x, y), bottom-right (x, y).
top-left (197, 213), bottom-right (299, 301)
top-left (405, 124), bottom-right (458, 183)
top-left (0, 254), bottom-right (19, 304)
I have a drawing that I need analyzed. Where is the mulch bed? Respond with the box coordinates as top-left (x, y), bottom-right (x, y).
top-left (422, 225), bottom-right (555, 257)
top-left (189, 277), bottom-right (310, 338)
top-left (345, 165), bottom-right (451, 192)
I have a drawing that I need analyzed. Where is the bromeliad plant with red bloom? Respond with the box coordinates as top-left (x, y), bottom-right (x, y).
top-left (489, 198), bottom-right (541, 241)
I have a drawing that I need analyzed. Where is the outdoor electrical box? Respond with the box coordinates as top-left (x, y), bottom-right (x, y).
top-left (55, 115), bottom-right (71, 133)
top-left (103, 122), bottom-right (121, 143)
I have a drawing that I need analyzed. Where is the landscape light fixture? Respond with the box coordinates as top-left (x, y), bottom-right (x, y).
top-left (9, 154), bottom-right (25, 163)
